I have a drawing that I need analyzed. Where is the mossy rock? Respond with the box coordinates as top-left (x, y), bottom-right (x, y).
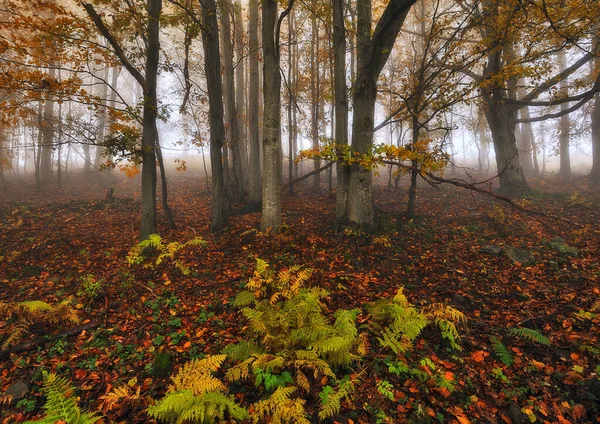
top-left (548, 237), bottom-right (578, 257)
top-left (151, 351), bottom-right (173, 378)
top-left (505, 245), bottom-right (535, 265)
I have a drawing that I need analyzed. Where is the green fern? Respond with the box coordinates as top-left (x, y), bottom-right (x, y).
top-left (0, 300), bottom-right (79, 349)
top-left (149, 354), bottom-right (248, 424)
top-left (24, 372), bottom-right (100, 424)
top-left (508, 327), bottom-right (551, 346)
top-left (318, 376), bottom-right (355, 420)
top-left (128, 234), bottom-right (206, 275)
top-left (490, 336), bottom-right (514, 366)
top-left (148, 390), bottom-right (248, 424)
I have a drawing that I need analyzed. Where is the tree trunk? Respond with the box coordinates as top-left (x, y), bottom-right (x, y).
top-left (94, 66), bottom-right (110, 169)
top-left (221, 0), bottom-right (244, 199)
top-left (592, 51), bottom-right (600, 181)
top-left (484, 99), bottom-right (529, 196)
top-left (287, 12), bottom-right (295, 196)
top-left (234, 0), bottom-right (249, 188)
top-left (347, 0), bottom-right (415, 230)
top-left (106, 66), bottom-right (121, 170)
top-left (201, 0), bottom-right (230, 232)
top-left (40, 65), bottom-right (55, 183)
top-left (247, 0), bottom-right (261, 208)
top-left (333, 0), bottom-right (349, 224)
top-left (139, 0), bottom-right (161, 240)
top-left (260, 0), bottom-right (285, 231)
top-left (558, 50), bottom-right (571, 178)
top-left (311, 3), bottom-right (321, 192)
top-left (154, 121), bottom-right (175, 229)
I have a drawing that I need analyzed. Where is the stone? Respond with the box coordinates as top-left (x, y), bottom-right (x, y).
top-left (22, 266), bottom-right (44, 277)
top-left (504, 245), bottom-right (535, 265)
top-left (548, 237), bottom-right (578, 257)
top-left (151, 351), bottom-right (173, 378)
top-left (5, 380), bottom-right (29, 404)
top-left (481, 245), bottom-right (503, 256)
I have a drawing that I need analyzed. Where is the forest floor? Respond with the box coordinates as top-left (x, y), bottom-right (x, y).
top-left (0, 169), bottom-right (599, 423)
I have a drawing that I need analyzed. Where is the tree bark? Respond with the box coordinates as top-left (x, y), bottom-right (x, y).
top-left (592, 50), bottom-right (600, 181)
top-left (333, 0), bottom-right (349, 224)
top-left (247, 0), bottom-right (261, 208)
top-left (234, 0), bottom-right (249, 188)
top-left (558, 50), bottom-right (571, 178)
top-left (40, 65), bottom-right (55, 183)
top-left (347, 0), bottom-right (416, 230)
top-left (139, 0), bottom-right (161, 240)
top-left (94, 66), bottom-right (110, 169)
top-left (221, 0), bottom-right (244, 199)
top-left (260, 0), bottom-right (292, 231)
top-left (310, 2), bottom-right (321, 192)
top-left (201, 0), bottom-right (230, 232)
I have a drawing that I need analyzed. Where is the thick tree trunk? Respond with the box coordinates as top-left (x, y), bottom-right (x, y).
top-left (139, 0), bottom-right (161, 240)
top-left (287, 12), bottom-right (295, 196)
top-left (484, 99), bottom-right (530, 197)
top-left (333, 0), bottom-right (349, 224)
top-left (247, 0), bottom-right (261, 208)
top-left (517, 87), bottom-right (537, 177)
top-left (221, 0), bottom-right (243, 199)
top-left (558, 50), bottom-right (571, 178)
top-left (260, 0), bottom-right (285, 231)
top-left (201, 0), bottom-right (230, 232)
top-left (347, 0), bottom-right (415, 230)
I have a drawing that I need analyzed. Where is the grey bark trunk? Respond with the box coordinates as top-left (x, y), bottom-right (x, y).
top-left (234, 0), bottom-right (249, 188)
top-left (94, 66), bottom-right (110, 169)
top-left (139, 0), bottom-right (161, 240)
top-left (247, 0), bottom-right (261, 208)
top-left (311, 4), bottom-right (321, 191)
top-left (201, 0), bottom-right (230, 232)
top-left (260, 0), bottom-right (284, 231)
top-left (221, 0), bottom-right (244, 199)
top-left (347, 0), bottom-right (415, 230)
top-left (40, 65), bottom-right (55, 182)
top-left (592, 52), bottom-right (600, 181)
top-left (333, 0), bottom-right (349, 224)
top-left (558, 50), bottom-right (571, 177)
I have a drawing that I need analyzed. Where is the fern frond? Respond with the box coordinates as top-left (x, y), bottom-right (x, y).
top-left (508, 327), bottom-right (551, 346)
top-left (169, 355), bottom-right (227, 395)
top-left (2, 322), bottom-right (30, 349)
top-left (149, 390), bottom-right (249, 424)
top-left (318, 378), bottom-right (355, 420)
top-left (100, 384), bottom-right (140, 412)
top-left (295, 370), bottom-right (310, 392)
top-left (490, 336), bottom-right (514, 366)
top-left (24, 372), bottom-right (100, 424)
top-left (252, 386), bottom-right (310, 424)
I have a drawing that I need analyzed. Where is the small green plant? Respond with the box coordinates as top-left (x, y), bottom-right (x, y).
top-left (508, 327), bottom-right (551, 346)
top-left (0, 300), bottom-right (79, 349)
top-left (254, 368), bottom-right (294, 392)
top-left (77, 275), bottom-right (104, 300)
top-left (24, 372), bottom-right (100, 424)
top-left (369, 288), bottom-right (465, 354)
top-left (148, 355), bottom-right (248, 424)
top-left (376, 380), bottom-right (395, 401)
top-left (128, 234), bottom-right (206, 275)
top-left (490, 336), bottom-right (514, 366)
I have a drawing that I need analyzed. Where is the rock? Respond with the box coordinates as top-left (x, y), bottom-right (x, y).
top-left (481, 244), bottom-right (503, 256)
top-left (548, 237), bottom-right (578, 257)
top-left (507, 403), bottom-right (527, 424)
top-left (504, 245), bottom-right (535, 265)
top-left (151, 351), bottom-right (173, 378)
top-left (5, 380), bottom-right (29, 404)
top-left (22, 266), bottom-right (44, 277)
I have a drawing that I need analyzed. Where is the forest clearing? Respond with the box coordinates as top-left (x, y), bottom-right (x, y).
top-left (0, 172), bottom-right (599, 423)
